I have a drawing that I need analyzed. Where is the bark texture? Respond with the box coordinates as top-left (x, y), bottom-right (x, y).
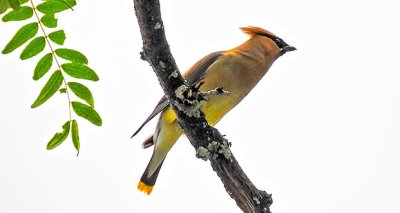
top-left (133, 0), bottom-right (273, 212)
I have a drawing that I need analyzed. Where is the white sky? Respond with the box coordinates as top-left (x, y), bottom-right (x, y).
top-left (1, 0), bottom-right (400, 212)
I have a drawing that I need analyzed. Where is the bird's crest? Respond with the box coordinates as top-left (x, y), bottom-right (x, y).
top-left (240, 26), bottom-right (275, 37)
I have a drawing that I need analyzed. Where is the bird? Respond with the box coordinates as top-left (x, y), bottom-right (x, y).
top-left (132, 26), bottom-right (296, 195)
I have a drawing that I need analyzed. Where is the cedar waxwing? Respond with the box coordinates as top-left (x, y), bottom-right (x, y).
top-left (133, 26), bottom-right (296, 195)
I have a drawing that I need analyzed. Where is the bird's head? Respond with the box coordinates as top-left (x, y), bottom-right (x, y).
top-left (240, 26), bottom-right (296, 57)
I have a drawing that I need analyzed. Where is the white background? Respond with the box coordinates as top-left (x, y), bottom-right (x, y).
top-left (1, 0), bottom-right (399, 212)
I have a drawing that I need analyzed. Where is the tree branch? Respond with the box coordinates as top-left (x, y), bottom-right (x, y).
top-left (133, 0), bottom-right (273, 212)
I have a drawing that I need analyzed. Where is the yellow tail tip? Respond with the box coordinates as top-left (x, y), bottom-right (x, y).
top-left (138, 181), bottom-right (154, 195)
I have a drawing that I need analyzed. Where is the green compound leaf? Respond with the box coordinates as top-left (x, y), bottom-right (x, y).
top-left (36, 0), bottom-right (76, 14)
top-left (0, 0), bottom-right (9, 15)
top-left (8, 0), bottom-right (20, 11)
top-left (0, 0), bottom-right (28, 14)
top-left (47, 120), bottom-right (71, 150)
top-left (40, 14), bottom-right (57, 28)
top-left (2, 6), bottom-right (32, 22)
top-left (2, 22), bottom-right (38, 54)
top-left (48, 30), bottom-right (65, 45)
top-left (50, 0), bottom-right (75, 8)
top-left (33, 53), bottom-right (53, 80)
top-left (72, 101), bottom-right (102, 126)
top-left (71, 119), bottom-right (80, 155)
top-left (31, 70), bottom-right (63, 108)
top-left (68, 82), bottom-right (94, 107)
top-left (55, 48), bottom-right (88, 64)
top-left (61, 63), bottom-right (99, 81)
top-left (20, 36), bottom-right (46, 60)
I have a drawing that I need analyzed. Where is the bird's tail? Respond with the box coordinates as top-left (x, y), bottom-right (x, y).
top-left (138, 156), bottom-right (165, 195)
top-left (137, 134), bottom-right (165, 195)
top-left (137, 117), bottom-right (182, 195)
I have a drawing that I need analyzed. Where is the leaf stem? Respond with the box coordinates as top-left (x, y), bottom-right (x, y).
top-left (30, 0), bottom-right (72, 122)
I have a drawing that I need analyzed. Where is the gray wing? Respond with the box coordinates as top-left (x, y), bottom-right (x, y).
top-left (131, 96), bottom-right (168, 138)
top-left (185, 51), bottom-right (223, 85)
top-left (131, 51), bottom-right (223, 138)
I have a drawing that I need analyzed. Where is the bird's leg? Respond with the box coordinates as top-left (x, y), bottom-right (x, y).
top-left (200, 87), bottom-right (230, 101)
top-left (184, 80), bottom-right (230, 103)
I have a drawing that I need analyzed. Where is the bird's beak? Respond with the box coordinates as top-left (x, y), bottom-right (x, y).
top-left (278, 45), bottom-right (296, 57)
top-left (283, 45), bottom-right (296, 52)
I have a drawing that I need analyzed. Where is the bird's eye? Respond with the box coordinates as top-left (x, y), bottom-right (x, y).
top-left (273, 37), bottom-right (286, 49)
top-left (275, 39), bottom-right (282, 46)
top-left (264, 34), bottom-right (286, 49)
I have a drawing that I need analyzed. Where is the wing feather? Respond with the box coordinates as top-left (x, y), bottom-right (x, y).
top-left (131, 96), bottom-right (168, 138)
top-left (131, 51), bottom-right (223, 138)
